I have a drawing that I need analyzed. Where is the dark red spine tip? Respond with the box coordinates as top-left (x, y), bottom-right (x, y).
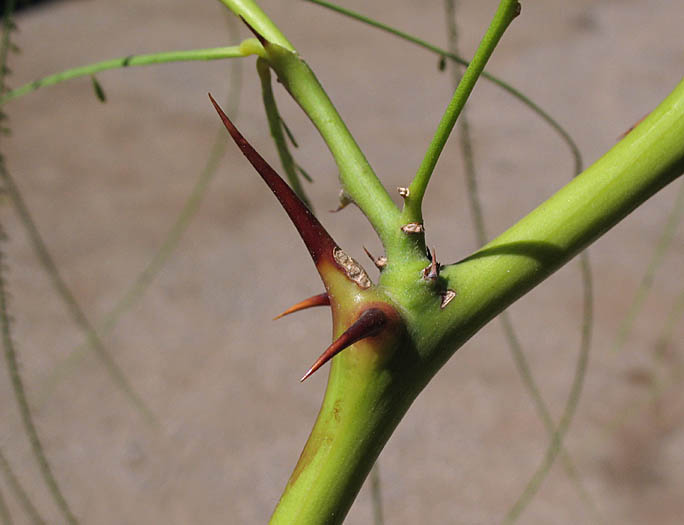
top-left (300, 308), bottom-right (388, 382)
top-left (209, 93), bottom-right (339, 266)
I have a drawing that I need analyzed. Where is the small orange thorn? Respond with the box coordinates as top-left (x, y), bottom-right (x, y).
top-left (273, 293), bottom-right (330, 320)
top-left (618, 113), bottom-right (648, 140)
top-left (300, 308), bottom-right (388, 382)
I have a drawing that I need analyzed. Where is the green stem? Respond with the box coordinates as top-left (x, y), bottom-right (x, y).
top-left (0, 46), bottom-right (245, 105)
top-left (269, 344), bottom-right (417, 525)
top-left (404, 0), bottom-right (520, 223)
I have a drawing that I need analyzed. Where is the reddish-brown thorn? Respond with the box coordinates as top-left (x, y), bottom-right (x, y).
top-left (209, 94), bottom-right (339, 266)
top-left (273, 293), bottom-right (330, 320)
top-left (239, 16), bottom-right (268, 46)
top-left (300, 308), bottom-right (388, 382)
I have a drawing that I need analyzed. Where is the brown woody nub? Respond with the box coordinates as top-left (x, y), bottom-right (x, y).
top-left (423, 247), bottom-right (440, 281)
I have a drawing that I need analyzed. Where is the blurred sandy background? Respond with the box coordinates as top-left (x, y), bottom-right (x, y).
top-left (1, 0), bottom-right (684, 523)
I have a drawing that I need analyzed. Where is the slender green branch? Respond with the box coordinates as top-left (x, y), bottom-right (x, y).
top-left (304, 0), bottom-right (582, 176)
top-left (257, 57), bottom-right (312, 208)
top-left (0, 46), bottom-right (246, 105)
top-left (613, 178), bottom-right (684, 352)
top-left (0, 216), bottom-right (78, 525)
top-left (404, 0), bottom-right (520, 223)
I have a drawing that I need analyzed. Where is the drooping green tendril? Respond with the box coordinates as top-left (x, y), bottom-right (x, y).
top-left (0, 212), bottom-right (78, 525)
top-left (0, 448), bottom-right (45, 525)
top-left (369, 462), bottom-right (384, 525)
top-left (0, 485), bottom-right (11, 525)
top-left (439, 1), bottom-right (596, 520)
top-left (0, 159), bottom-right (157, 424)
top-left (39, 14), bottom-right (245, 403)
top-left (613, 178), bottom-right (684, 353)
top-left (1, 5), bottom-right (77, 521)
top-left (303, 0), bottom-right (582, 177)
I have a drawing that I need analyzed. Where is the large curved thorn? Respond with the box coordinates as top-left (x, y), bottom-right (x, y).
top-left (300, 308), bottom-right (388, 382)
top-left (273, 293), bottom-right (330, 320)
top-left (209, 93), bottom-right (338, 266)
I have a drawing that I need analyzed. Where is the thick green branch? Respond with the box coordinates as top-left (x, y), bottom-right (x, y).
top-left (438, 78), bottom-right (684, 364)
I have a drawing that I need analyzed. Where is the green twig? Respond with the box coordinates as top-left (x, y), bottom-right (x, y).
top-left (404, 0), bottom-right (520, 223)
top-left (304, 0), bottom-right (582, 177)
top-left (0, 213), bottom-right (78, 525)
top-left (613, 178), bottom-right (684, 352)
top-left (0, 46), bottom-right (245, 105)
top-left (0, 448), bottom-right (45, 525)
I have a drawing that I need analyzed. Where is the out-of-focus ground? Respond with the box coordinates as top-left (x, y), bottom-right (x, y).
top-left (1, 0), bottom-right (683, 523)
